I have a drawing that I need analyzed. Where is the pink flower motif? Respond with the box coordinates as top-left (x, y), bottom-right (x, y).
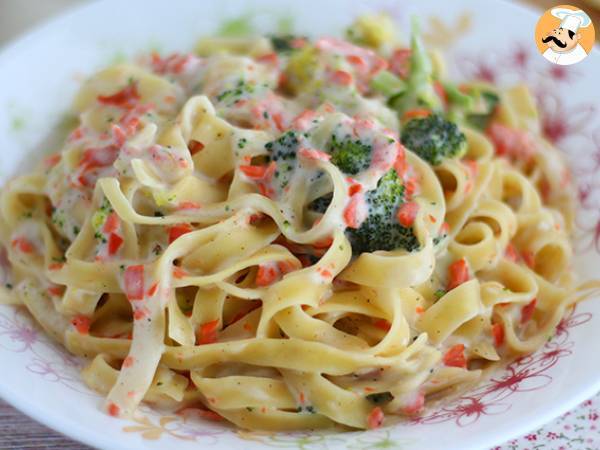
top-left (457, 53), bottom-right (501, 83)
top-left (535, 344), bottom-right (573, 368)
top-left (482, 366), bottom-right (552, 398)
top-left (414, 396), bottom-right (510, 427)
top-left (511, 44), bottom-right (532, 72)
top-left (25, 356), bottom-right (86, 394)
top-left (27, 358), bottom-right (73, 382)
top-left (589, 412), bottom-right (599, 421)
top-left (0, 309), bottom-right (39, 353)
top-left (525, 433), bottom-right (537, 441)
top-left (174, 424), bottom-right (226, 444)
top-left (541, 345), bottom-right (573, 361)
top-left (547, 64), bottom-right (579, 83)
top-left (535, 91), bottom-right (595, 144)
top-left (546, 431), bottom-right (559, 439)
top-left (576, 217), bottom-right (600, 254)
top-left (570, 130), bottom-right (600, 179)
top-left (472, 63), bottom-right (496, 82)
top-left (410, 304), bottom-right (592, 428)
top-left (577, 183), bottom-right (600, 210)
top-left (589, 130), bottom-right (600, 169)
top-left (452, 398), bottom-right (490, 426)
top-left (555, 311), bottom-right (593, 339)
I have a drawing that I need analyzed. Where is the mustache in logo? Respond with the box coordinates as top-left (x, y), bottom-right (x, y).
top-left (542, 35), bottom-right (567, 48)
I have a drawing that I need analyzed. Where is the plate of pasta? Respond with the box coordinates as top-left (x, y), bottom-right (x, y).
top-left (1, 0), bottom-right (600, 449)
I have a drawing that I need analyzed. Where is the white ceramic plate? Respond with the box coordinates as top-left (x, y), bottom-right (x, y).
top-left (1, 1), bottom-right (599, 449)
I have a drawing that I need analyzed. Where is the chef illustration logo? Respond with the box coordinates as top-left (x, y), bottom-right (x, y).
top-left (535, 5), bottom-right (595, 65)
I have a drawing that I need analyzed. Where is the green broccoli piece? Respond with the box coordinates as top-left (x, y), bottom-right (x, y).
top-left (442, 82), bottom-right (473, 109)
top-left (269, 35), bottom-right (305, 53)
top-left (390, 17), bottom-right (441, 114)
top-left (264, 131), bottom-right (301, 190)
top-left (328, 134), bottom-right (372, 175)
top-left (370, 70), bottom-right (407, 98)
top-left (215, 79), bottom-right (256, 106)
top-left (400, 114), bottom-right (467, 166)
top-left (446, 86), bottom-right (500, 131)
top-left (365, 391), bottom-right (394, 405)
top-left (265, 130), bottom-right (300, 161)
top-left (466, 90), bottom-right (499, 130)
top-left (308, 193), bottom-right (332, 213)
top-left (370, 168), bottom-right (405, 206)
top-left (346, 169), bottom-right (419, 255)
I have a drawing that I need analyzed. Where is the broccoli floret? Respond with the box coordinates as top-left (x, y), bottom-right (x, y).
top-left (445, 85), bottom-right (500, 131)
top-left (365, 391), bottom-right (394, 405)
top-left (328, 134), bottom-right (372, 175)
top-left (370, 168), bottom-right (405, 207)
top-left (400, 114), bottom-right (467, 166)
top-left (465, 90), bottom-right (499, 130)
top-left (346, 169), bottom-right (420, 255)
top-left (308, 193), bottom-right (332, 213)
top-left (270, 35), bottom-right (305, 53)
top-left (265, 131), bottom-right (300, 161)
top-left (264, 131), bottom-right (301, 191)
top-left (215, 79), bottom-right (256, 106)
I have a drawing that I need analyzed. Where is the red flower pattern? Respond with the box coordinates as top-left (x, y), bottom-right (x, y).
top-left (575, 214), bottom-right (600, 254)
top-left (414, 309), bottom-right (591, 427)
top-left (546, 64), bottom-right (580, 83)
top-left (536, 91), bottom-right (595, 144)
top-left (546, 431), bottom-right (559, 440)
top-left (0, 308), bottom-right (39, 353)
top-left (459, 54), bottom-right (499, 83)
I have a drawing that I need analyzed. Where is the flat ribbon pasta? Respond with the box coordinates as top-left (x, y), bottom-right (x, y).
top-left (0, 24), bottom-right (581, 433)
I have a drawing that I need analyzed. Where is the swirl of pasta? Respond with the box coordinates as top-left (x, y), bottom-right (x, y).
top-left (0, 24), bottom-right (585, 432)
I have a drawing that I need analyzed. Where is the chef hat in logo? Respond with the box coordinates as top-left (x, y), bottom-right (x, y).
top-left (551, 7), bottom-right (592, 33)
